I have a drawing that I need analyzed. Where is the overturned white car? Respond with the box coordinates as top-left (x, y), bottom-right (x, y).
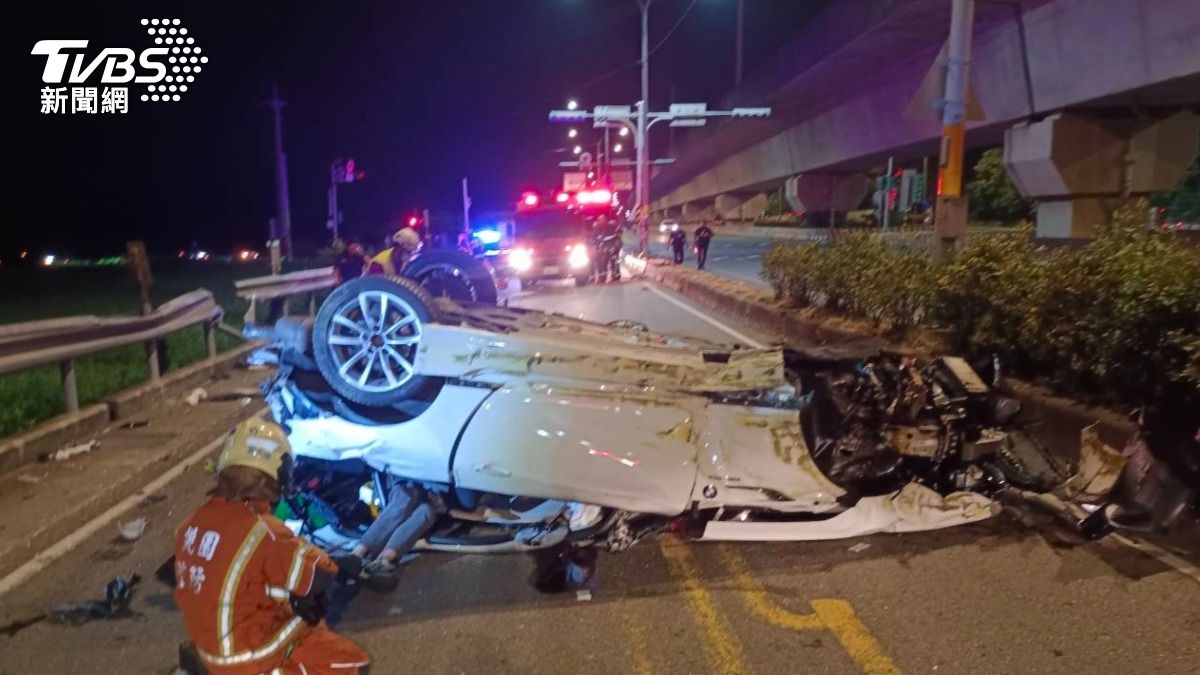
top-left (254, 275), bottom-right (1100, 581)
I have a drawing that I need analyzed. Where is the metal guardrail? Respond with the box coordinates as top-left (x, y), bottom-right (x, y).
top-left (234, 268), bottom-right (339, 324)
top-left (234, 267), bottom-right (338, 301)
top-left (0, 290), bottom-right (223, 413)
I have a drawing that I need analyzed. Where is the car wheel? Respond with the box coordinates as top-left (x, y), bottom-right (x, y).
top-left (405, 250), bottom-right (498, 305)
top-left (312, 276), bottom-right (433, 407)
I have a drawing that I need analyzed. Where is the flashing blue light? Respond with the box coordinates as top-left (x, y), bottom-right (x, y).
top-left (473, 229), bottom-right (503, 245)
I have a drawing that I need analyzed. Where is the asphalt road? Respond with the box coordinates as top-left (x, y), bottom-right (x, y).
top-left (641, 231), bottom-right (781, 288)
top-left (2, 279), bottom-right (1200, 675)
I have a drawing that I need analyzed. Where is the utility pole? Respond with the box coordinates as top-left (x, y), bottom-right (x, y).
top-left (636, 0), bottom-right (652, 253)
top-left (261, 82), bottom-right (293, 257)
top-left (883, 156), bottom-right (895, 230)
top-left (933, 0), bottom-right (975, 261)
top-left (735, 0), bottom-right (745, 87)
top-left (460, 176), bottom-right (470, 234)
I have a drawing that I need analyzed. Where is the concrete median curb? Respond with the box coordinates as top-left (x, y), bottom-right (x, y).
top-left (626, 253), bottom-right (1136, 451)
top-left (0, 339), bottom-right (260, 476)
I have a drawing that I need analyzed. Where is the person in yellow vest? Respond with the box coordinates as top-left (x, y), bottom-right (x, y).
top-left (367, 228), bottom-right (421, 277)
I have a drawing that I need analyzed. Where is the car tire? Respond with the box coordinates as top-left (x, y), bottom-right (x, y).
top-left (312, 275), bottom-right (434, 407)
top-left (405, 250), bottom-right (498, 305)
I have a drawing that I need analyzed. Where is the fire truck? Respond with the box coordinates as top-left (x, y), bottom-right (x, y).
top-left (489, 188), bottom-right (622, 287)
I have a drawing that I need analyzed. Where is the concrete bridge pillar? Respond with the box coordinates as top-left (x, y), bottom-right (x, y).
top-left (787, 174), bottom-right (871, 226)
top-left (714, 193), bottom-right (769, 223)
top-left (682, 201), bottom-right (717, 224)
top-left (1005, 111), bottom-right (1200, 238)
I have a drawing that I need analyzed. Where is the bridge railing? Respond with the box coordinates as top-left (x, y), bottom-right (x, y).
top-left (0, 290), bottom-right (224, 414)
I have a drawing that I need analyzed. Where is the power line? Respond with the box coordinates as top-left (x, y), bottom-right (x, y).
top-left (646, 0), bottom-right (700, 60)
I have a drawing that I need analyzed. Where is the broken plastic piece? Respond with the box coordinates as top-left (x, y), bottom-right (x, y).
top-left (118, 420), bottom-right (150, 429)
top-left (38, 440), bottom-right (100, 463)
top-left (184, 388), bottom-right (208, 406)
top-left (847, 542), bottom-right (871, 553)
top-left (118, 517), bottom-right (148, 541)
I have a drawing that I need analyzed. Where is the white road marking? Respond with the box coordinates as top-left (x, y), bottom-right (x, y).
top-left (0, 407), bottom-right (267, 597)
top-left (643, 284), bottom-right (767, 349)
top-left (1111, 533), bottom-right (1200, 586)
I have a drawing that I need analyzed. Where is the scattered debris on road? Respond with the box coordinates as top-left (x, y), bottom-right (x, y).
top-left (184, 388), bottom-right (208, 406)
top-left (576, 590), bottom-right (592, 602)
top-left (139, 492), bottom-right (168, 507)
top-left (848, 542), bottom-right (871, 554)
top-left (48, 574), bottom-right (141, 625)
top-left (38, 439), bottom-right (100, 463)
top-left (207, 388), bottom-right (263, 403)
top-left (117, 517), bottom-right (148, 541)
top-left (0, 613), bottom-right (47, 638)
top-left (118, 419), bottom-right (151, 429)
top-left (16, 474), bottom-right (43, 485)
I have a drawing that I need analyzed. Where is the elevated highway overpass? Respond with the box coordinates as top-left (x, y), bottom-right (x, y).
top-left (651, 0), bottom-right (1200, 237)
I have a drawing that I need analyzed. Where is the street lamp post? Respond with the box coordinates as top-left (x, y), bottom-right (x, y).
top-left (551, 105), bottom-right (771, 252)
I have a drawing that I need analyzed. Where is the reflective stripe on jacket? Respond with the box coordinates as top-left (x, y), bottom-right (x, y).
top-left (174, 497), bottom-right (334, 675)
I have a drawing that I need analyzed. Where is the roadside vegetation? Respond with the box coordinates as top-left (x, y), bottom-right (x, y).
top-left (0, 259), bottom-right (271, 437)
top-left (762, 200), bottom-right (1200, 414)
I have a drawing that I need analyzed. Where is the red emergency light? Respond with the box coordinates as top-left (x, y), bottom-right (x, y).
top-left (521, 192), bottom-right (540, 208)
top-left (576, 189), bottom-right (612, 205)
top-left (555, 192), bottom-right (570, 204)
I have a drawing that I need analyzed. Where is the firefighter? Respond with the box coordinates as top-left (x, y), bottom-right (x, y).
top-left (367, 227), bottom-right (422, 277)
top-left (172, 417), bottom-right (370, 675)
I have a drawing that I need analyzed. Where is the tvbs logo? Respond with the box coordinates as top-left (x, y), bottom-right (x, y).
top-left (32, 18), bottom-right (207, 114)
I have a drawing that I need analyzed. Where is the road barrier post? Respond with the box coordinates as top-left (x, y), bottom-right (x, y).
top-left (60, 359), bottom-right (79, 413)
top-left (203, 320), bottom-right (217, 359)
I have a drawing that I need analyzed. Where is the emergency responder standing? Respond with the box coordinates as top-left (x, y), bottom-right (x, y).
top-left (335, 241), bottom-right (366, 284)
top-left (367, 227), bottom-right (422, 277)
top-left (172, 417), bottom-right (370, 675)
top-left (693, 221), bottom-right (714, 270)
top-left (668, 227), bottom-right (687, 264)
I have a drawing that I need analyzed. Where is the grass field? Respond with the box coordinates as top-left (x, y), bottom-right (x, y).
top-left (0, 258), bottom-right (312, 438)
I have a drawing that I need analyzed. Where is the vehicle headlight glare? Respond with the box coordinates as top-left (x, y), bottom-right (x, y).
top-left (510, 248), bottom-right (534, 272)
top-left (568, 244), bottom-right (589, 269)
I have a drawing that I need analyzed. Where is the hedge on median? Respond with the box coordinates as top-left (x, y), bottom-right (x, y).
top-left (762, 200), bottom-right (1200, 408)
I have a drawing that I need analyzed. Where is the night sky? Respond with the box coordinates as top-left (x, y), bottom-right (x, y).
top-left (1, 1), bottom-right (829, 256)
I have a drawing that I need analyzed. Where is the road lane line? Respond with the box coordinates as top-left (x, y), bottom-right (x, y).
top-left (659, 538), bottom-right (747, 675)
top-left (0, 407), bottom-right (266, 598)
top-left (1111, 533), bottom-right (1200, 586)
top-left (719, 546), bottom-right (823, 631)
top-left (624, 615), bottom-right (655, 675)
top-left (642, 284), bottom-right (767, 349)
top-left (811, 600), bottom-right (902, 675)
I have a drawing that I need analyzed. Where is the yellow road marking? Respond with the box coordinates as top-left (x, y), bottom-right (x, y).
top-left (720, 546), bottom-right (823, 631)
top-left (811, 600), bottom-right (901, 675)
top-left (624, 615), bottom-right (655, 675)
top-left (720, 545), bottom-right (901, 675)
top-left (659, 538), bottom-right (748, 675)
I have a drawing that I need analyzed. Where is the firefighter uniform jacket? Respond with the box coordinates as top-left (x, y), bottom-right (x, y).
top-left (174, 497), bottom-right (369, 675)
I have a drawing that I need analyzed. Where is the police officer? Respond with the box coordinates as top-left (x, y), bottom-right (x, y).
top-left (668, 227), bottom-right (687, 264)
top-left (693, 221), bottom-right (714, 270)
top-left (172, 417), bottom-right (370, 675)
